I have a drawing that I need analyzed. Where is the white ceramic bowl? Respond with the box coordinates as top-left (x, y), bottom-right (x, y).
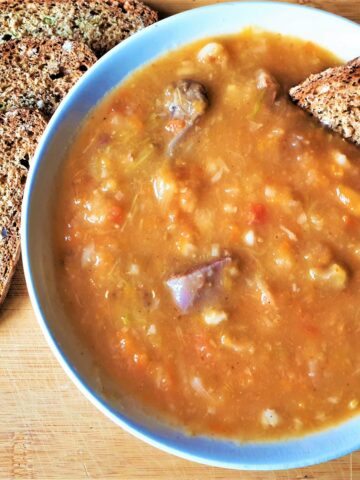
top-left (22, 2), bottom-right (360, 470)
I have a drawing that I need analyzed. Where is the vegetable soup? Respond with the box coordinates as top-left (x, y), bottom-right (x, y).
top-left (53, 30), bottom-right (360, 440)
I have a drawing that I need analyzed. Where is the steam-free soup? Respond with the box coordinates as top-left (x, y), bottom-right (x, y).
top-left (53, 30), bottom-right (360, 439)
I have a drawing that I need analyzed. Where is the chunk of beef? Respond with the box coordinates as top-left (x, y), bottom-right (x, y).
top-left (164, 80), bottom-right (209, 156)
top-left (165, 257), bottom-right (231, 312)
top-left (256, 69), bottom-right (280, 104)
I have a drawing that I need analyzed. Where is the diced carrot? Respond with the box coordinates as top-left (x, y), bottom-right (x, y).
top-left (228, 224), bottom-right (241, 243)
top-left (128, 115), bottom-right (143, 131)
top-left (342, 214), bottom-right (355, 228)
top-left (302, 323), bottom-right (320, 336)
top-left (273, 240), bottom-right (294, 269)
top-left (108, 205), bottom-right (124, 224)
top-left (165, 118), bottom-right (186, 133)
top-left (249, 203), bottom-right (267, 225)
top-left (330, 164), bottom-right (344, 178)
top-left (132, 352), bottom-right (149, 368)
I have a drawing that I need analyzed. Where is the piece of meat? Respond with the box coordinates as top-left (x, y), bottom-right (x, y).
top-left (164, 79), bottom-right (208, 156)
top-left (165, 257), bottom-right (231, 312)
top-left (256, 69), bottom-right (280, 104)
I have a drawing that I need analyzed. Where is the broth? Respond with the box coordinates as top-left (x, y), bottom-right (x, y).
top-left (53, 30), bottom-right (360, 439)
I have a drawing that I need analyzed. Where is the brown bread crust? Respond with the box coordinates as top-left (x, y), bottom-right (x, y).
top-left (289, 57), bottom-right (360, 145)
top-left (0, 38), bottom-right (97, 117)
top-left (0, 0), bottom-right (158, 57)
top-left (0, 109), bottom-right (47, 304)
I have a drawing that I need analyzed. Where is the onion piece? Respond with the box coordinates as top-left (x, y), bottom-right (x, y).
top-left (261, 409), bottom-right (280, 428)
top-left (81, 243), bottom-right (95, 267)
top-left (191, 376), bottom-right (212, 400)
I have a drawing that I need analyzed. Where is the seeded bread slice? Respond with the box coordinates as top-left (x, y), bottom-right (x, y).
top-left (0, 0), bottom-right (158, 57)
top-left (289, 57), bottom-right (360, 145)
top-left (0, 38), bottom-right (97, 117)
top-left (0, 109), bottom-right (47, 304)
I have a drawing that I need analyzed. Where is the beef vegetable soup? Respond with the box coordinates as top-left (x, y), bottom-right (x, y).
top-left (53, 30), bottom-right (360, 440)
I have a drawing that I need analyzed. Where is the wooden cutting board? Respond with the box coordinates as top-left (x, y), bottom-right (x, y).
top-left (1, 1), bottom-right (360, 478)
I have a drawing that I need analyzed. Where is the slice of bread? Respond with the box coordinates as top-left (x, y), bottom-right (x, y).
top-left (289, 57), bottom-right (360, 145)
top-left (0, 38), bottom-right (97, 117)
top-left (0, 109), bottom-right (47, 304)
top-left (0, 0), bottom-right (158, 57)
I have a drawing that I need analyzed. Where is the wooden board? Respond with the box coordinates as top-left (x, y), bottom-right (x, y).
top-left (1, 1), bottom-right (360, 478)
top-left (147, 0), bottom-right (360, 22)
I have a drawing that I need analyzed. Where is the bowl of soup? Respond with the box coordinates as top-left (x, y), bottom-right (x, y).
top-left (22, 1), bottom-right (360, 470)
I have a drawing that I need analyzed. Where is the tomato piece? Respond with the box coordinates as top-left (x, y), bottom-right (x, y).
top-left (108, 205), bottom-right (124, 224)
top-left (249, 203), bottom-right (267, 225)
top-left (342, 214), bottom-right (355, 228)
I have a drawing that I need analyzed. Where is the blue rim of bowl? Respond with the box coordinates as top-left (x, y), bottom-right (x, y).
top-left (21, 1), bottom-right (360, 470)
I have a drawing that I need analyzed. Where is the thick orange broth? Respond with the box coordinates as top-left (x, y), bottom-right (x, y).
top-left (53, 30), bottom-right (360, 440)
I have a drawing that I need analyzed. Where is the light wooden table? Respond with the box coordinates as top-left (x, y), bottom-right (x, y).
top-left (1, 1), bottom-right (360, 478)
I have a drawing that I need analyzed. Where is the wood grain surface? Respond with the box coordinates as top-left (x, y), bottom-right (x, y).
top-left (1, 1), bottom-right (360, 478)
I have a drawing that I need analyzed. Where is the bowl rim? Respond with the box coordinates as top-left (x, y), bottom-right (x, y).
top-left (21, 1), bottom-right (360, 470)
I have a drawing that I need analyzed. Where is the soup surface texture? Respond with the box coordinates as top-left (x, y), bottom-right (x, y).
top-left (53, 30), bottom-right (360, 440)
